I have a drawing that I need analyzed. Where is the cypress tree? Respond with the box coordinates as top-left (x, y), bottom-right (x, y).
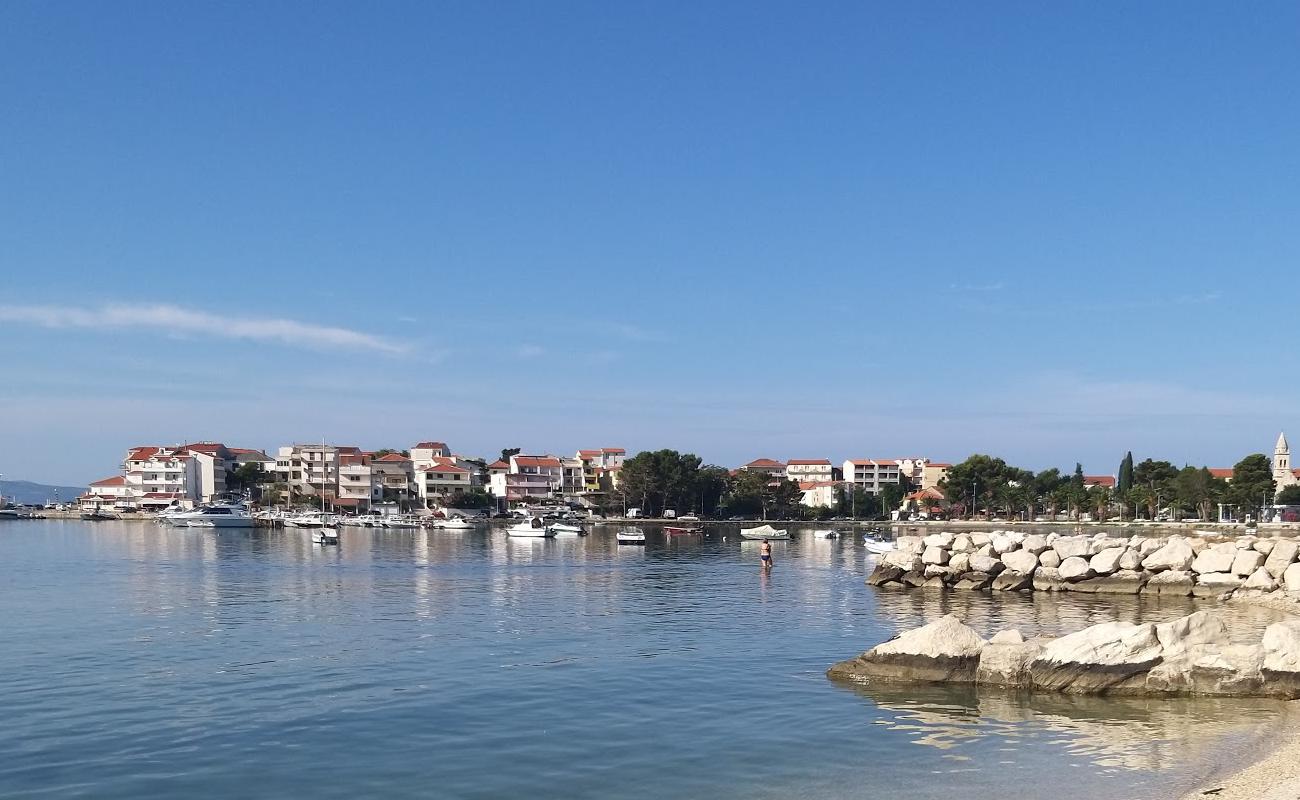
top-left (1117, 451), bottom-right (1134, 495)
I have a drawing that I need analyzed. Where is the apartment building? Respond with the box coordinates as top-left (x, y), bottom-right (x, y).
top-left (576, 448), bottom-right (625, 492)
top-left (786, 459), bottom-right (833, 483)
top-left (486, 454), bottom-right (564, 505)
top-left (799, 481), bottom-right (841, 508)
top-left (842, 459), bottom-right (903, 495)
top-left (275, 444), bottom-right (363, 501)
top-left (416, 458), bottom-right (473, 506)
top-left (739, 458), bottom-right (787, 479)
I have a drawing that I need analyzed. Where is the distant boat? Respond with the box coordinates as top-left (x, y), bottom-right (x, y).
top-left (812, 529), bottom-right (838, 539)
top-left (508, 516), bottom-right (555, 538)
top-left (311, 527), bottom-right (340, 545)
top-left (381, 515), bottom-right (421, 529)
top-left (170, 504), bottom-right (255, 528)
top-left (547, 522), bottom-right (585, 535)
top-left (740, 524), bottom-right (789, 540)
top-left (439, 517), bottom-right (474, 530)
top-left (80, 509), bottom-right (117, 521)
top-left (616, 527), bottom-right (646, 545)
top-left (863, 534), bottom-right (896, 555)
top-left (664, 525), bottom-right (701, 536)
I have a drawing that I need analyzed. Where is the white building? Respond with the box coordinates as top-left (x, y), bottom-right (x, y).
top-left (78, 475), bottom-right (137, 510)
top-left (416, 458), bottom-right (474, 506)
top-left (275, 444), bottom-right (363, 503)
top-left (487, 455), bottom-right (564, 506)
top-left (576, 448), bottom-right (625, 493)
top-left (842, 459), bottom-right (903, 495)
top-left (739, 458), bottom-right (787, 479)
top-left (786, 459), bottom-right (833, 483)
top-left (799, 481), bottom-right (840, 508)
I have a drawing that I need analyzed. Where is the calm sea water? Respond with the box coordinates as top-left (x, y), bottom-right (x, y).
top-left (0, 520), bottom-right (1290, 799)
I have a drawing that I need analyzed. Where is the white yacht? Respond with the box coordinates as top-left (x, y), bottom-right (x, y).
top-left (312, 527), bottom-right (340, 545)
top-left (382, 515), bottom-right (422, 529)
top-left (547, 522), bottom-right (585, 535)
top-left (616, 527), bottom-right (646, 545)
top-left (740, 524), bottom-right (789, 540)
top-left (438, 517), bottom-right (474, 530)
top-left (286, 511), bottom-right (333, 528)
top-left (170, 504), bottom-right (255, 528)
top-left (507, 516), bottom-right (555, 538)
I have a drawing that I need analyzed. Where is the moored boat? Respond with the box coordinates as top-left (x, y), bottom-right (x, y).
top-left (547, 522), bottom-right (585, 535)
top-left (812, 529), bottom-right (838, 539)
top-left (616, 527), bottom-right (646, 545)
top-left (311, 527), bottom-right (340, 545)
top-left (170, 503), bottom-right (255, 528)
top-left (80, 509), bottom-right (118, 521)
top-left (740, 524), bottom-right (789, 540)
top-left (863, 536), bottom-right (896, 555)
top-left (664, 525), bottom-right (702, 536)
top-left (508, 516), bottom-right (555, 537)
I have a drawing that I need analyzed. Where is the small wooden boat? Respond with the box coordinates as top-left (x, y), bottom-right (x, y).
top-left (616, 527), bottom-right (646, 545)
top-left (740, 524), bottom-right (789, 540)
top-left (664, 525), bottom-right (702, 536)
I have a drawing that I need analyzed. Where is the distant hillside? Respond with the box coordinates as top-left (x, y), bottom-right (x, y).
top-left (1, 480), bottom-right (86, 505)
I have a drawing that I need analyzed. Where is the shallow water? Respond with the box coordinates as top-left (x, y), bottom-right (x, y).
top-left (0, 520), bottom-right (1288, 798)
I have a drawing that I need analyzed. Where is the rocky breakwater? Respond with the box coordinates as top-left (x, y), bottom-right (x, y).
top-left (867, 531), bottom-right (1300, 599)
top-left (828, 611), bottom-right (1300, 698)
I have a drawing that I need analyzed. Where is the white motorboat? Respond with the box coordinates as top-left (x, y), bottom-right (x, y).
top-left (311, 527), bottom-right (340, 545)
top-left (812, 529), bottom-right (838, 539)
top-left (382, 515), bottom-right (422, 529)
top-left (616, 527), bottom-right (646, 545)
top-left (547, 522), bottom-right (585, 535)
top-left (863, 537), bottom-right (896, 555)
top-left (285, 511), bottom-right (332, 528)
top-left (507, 516), bottom-right (555, 538)
top-left (170, 504), bottom-right (255, 528)
top-left (440, 517), bottom-right (473, 530)
top-left (740, 524), bottom-right (790, 540)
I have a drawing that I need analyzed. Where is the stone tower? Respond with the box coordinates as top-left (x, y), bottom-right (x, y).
top-left (1274, 432), bottom-right (1295, 497)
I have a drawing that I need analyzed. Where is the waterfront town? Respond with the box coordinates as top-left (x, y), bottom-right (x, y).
top-left (62, 433), bottom-right (1300, 524)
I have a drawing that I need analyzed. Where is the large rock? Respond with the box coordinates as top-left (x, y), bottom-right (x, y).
top-left (923, 564), bottom-right (949, 578)
top-left (991, 629), bottom-right (1025, 644)
top-left (1089, 547), bottom-right (1125, 576)
top-left (967, 554), bottom-right (1003, 575)
top-left (1139, 536), bottom-right (1166, 555)
top-left (991, 571), bottom-right (1033, 591)
top-left (1038, 549), bottom-right (1061, 569)
top-left (1154, 610), bottom-right (1229, 659)
top-left (950, 534), bottom-right (974, 554)
top-left (1058, 556), bottom-right (1093, 582)
top-left (1142, 538), bottom-right (1194, 572)
top-left (923, 532), bottom-right (954, 549)
top-left (1002, 550), bottom-right (1039, 575)
top-left (1029, 622), bottom-right (1163, 693)
top-left (883, 550), bottom-right (922, 572)
top-left (1261, 620), bottom-right (1300, 697)
top-left (969, 532), bottom-right (991, 547)
top-left (902, 571), bottom-right (929, 588)
top-left (1118, 549), bottom-right (1143, 571)
top-left (1254, 539), bottom-right (1277, 556)
top-left (895, 535), bottom-right (925, 554)
top-left (1284, 562), bottom-right (1300, 593)
top-left (953, 572), bottom-right (994, 590)
top-left (1032, 566), bottom-right (1064, 592)
top-left (1070, 570), bottom-right (1147, 594)
top-left (1146, 643), bottom-right (1265, 696)
top-left (1053, 536), bottom-right (1091, 560)
top-left (977, 640), bottom-right (1044, 688)
top-left (1021, 534), bottom-right (1050, 555)
top-left (990, 534), bottom-right (1017, 555)
top-left (866, 563), bottom-right (904, 586)
top-left (1265, 539), bottom-right (1300, 578)
top-left (1191, 572), bottom-right (1243, 598)
top-left (827, 615), bottom-right (987, 684)
top-left (1191, 545), bottom-right (1236, 575)
top-left (1231, 549), bottom-right (1265, 576)
top-left (1142, 570), bottom-right (1195, 596)
top-left (948, 552), bottom-right (970, 574)
top-left (1241, 567), bottom-right (1278, 592)
top-left (921, 546), bottom-right (949, 566)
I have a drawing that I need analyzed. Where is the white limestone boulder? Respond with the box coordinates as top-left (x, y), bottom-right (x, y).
top-left (1089, 547), bottom-right (1125, 576)
top-left (1142, 538), bottom-right (1194, 572)
top-left (1058, 556), bottom-right (1093, 582)
top-left (1021, 534), bottom-right (1050, 555)
top-left (1029, 621), bottom-right (1162, 692)
top-left (1241, 568), bottom-right (1278, 592)
top-left (1231, 549), bottom-right (1265, 577)
top-left (922, 546), bottom-right (949, 566)
top-left (1002, 550), bottom-right (1039, 576)
top-left (827, 614), bottom-right (988, 684)
top-left (1038, 550), bottom-right (1061, 569)
top-left (1053, 536), bottom-right (1091, 560)
top-left (1265, 539), bottom-right (1299, 578)
top-left (1191, 544), bottom-right (1237, 575)
top-left (1118, 549), bottom-right (1143, 571)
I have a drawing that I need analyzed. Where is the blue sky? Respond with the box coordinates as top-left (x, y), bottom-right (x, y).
top-left (3, 1), bottom-right (1299, 484)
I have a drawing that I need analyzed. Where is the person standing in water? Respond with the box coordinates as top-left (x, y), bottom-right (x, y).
top-left (760, 538), bottom-right (773, 569)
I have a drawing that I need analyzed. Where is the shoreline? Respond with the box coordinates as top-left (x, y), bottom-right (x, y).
top-left (1177, 700), bottom-right (1300, 799)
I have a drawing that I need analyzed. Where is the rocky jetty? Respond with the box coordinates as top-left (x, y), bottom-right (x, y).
top-left (867, 531), bottom-right (1300, 599)
top-left (828, 610), bottom-right (1300, 698)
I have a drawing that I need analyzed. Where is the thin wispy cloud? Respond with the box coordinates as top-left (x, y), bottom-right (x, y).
top-left (0, 303), bottom-right (406, 355)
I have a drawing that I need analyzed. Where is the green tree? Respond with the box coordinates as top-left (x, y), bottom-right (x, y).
top-left (618, 449), bottom-right (710, 517)
top-left (500, 448), bottom-right (521, 463)
top-left (1277, 485), bottom-right (1300, 505)
top-left (1086, 485), bottom-right (1111, 521)
top-left (451, 488), bottom-right (495, 509)
top-left (1117, 451), bottom-right (1134, 497)
top-left (722, 470), bottom-right (767, 517)
top-left (1133, 459), bottom-right (1178, 518)
top-left (1226, 454), bottom-right (1276, 522)
top-left (227, 462), bottom-right (271, 498)
top-left (941, 455), bottom-right (1018, 519)
top-left (765, 478), bottom-right (804, 519)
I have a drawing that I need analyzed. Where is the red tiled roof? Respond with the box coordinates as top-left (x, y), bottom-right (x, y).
top-left (927, 463), bottom-right (953, 469)
top-left (577, 450), bottom-right (603, 457)
top-left (848, 459), bottom-right (900, 466)
top-left (799, 480), bottom-right (839, 490)
top-left (331, 497), bottom-right (363, 507)
top-left (339, 454), bottom-right (369, 466)
top-left (601, 448), bottom-right (625, 454)
top-left (906, 488), bottom-right (945, 501)
top-left (183, 443), bottom-right (224, 454)
top-left (420, 463), bottom-right (469, 474)
top-left (1209, 468), bottom-right (1234, 479)
top-left (127, 447), bottom-right (160, 462)
top-left (787, 459), bottom-right (831, 466)
top-left (375, 453), bottom-right (410, 462)
top-left (488, 460), bottom-right (510, 470)
top-left (744, 458), bottom-right (785, 468)
top-left (229, 448), bottom-right (270, 458)
top-left (90, 475), bottom-right (126, 487)
top-left (142, 492), bottom-right (184, 499)
top-left (515, 456), bottom-right (562, 468)
top-left (413, 441), bottom-right (447, 450)
top-left (1083, 476), bottom-right (1116, 488)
